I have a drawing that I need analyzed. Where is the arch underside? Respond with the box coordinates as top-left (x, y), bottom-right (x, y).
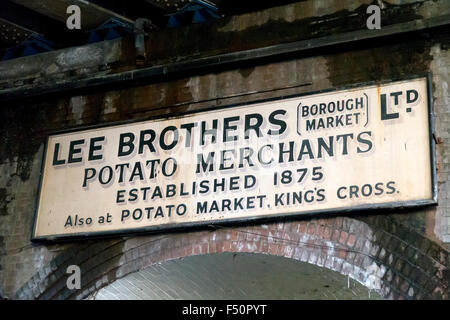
top-left (15, 216), bottom-right (449, 300)
top-left (94, 252), bottom-right (383, 300)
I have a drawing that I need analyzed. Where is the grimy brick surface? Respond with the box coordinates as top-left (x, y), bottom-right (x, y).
top-left (0, 0), bottom-right (449, 300)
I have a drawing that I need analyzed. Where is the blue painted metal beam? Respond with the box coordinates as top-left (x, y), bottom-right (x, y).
top-left (167, 0), bottom-right (220, 28)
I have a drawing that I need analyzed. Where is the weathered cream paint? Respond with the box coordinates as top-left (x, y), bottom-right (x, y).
top-left (33, 78), bottom-right (434, 239)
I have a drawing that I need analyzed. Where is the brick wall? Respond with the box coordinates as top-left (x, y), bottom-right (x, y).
top-left (0, 0), bottom-right (449, 299)
top-left (12, 218), bottom-right (449, 300)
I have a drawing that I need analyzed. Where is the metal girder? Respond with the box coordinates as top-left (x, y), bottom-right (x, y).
top-left (0, 0), bottom-right (87, 50)
top-left (1, 13), bottom-right (449, 102)
top-left (145, 0), bottom-right (205, 13)
top-left (1, 34), bottom-right (55, 61)
top-left (86, 0), bottom-right (169, 28)
top-left (0, 18), bottom-right (34, 49)
top-left (216, 0), bottom-right (302, 16)
top-left (167, 0), bottom-right (220, 28)
top-left (8, 0), bottom-right (133, 30)
top-left (0, 1), bottom-right (63, 40)
top-left (145, 0), bottom-right (302, 15)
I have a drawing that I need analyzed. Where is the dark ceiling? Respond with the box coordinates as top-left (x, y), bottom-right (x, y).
top-left (0, 0), bottom-right (302, 51)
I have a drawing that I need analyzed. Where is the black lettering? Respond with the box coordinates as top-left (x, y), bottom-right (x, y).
top-left (268, 109), bottom-right (287, 135)
top-left (68, 139), bottom-right (84, 163)
top-left (357, 131), bottom-right (373, 153)
top-left (317, 137), bottom-right (334, 158)
top-left (223, 116), bottom-right (240, 142)
top-left (52, 143), bottom-right (66, 166)
top-left (118, 133), bottom-right (135, 157)
top-left (245, 113), bottom-right (263, 139)
top-left (160, 126), bottom-right (179, 150)
top-left (196, 152), bottom-right (215, 173)
top-left (88, 137), bottom-right (105, 161)
top-left (386, 181), bottom-right (396, 194)
top-left (82, 168), bottom-right (96, 187)
top-left (201, 120), bottom-right (218, 146)
top-left (139, 130), bottom-right (156, 154)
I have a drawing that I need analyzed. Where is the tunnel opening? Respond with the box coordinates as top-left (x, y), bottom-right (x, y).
top-left (92, 252), bottom-right (383, 300)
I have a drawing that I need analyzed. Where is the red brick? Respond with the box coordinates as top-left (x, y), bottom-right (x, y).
top-left (315, 219), bottom-right (325, 226)
top-left (323, 227), bottom-right (332, 240)
top-left (306, 239), bottom-right (315, 250)
top-left (193, 245), bottom-right (200, 255)
top-left (339, 231), bottom-right (348, 245)
top-left (261, 241), bottom-right (269, 253)
top-left (307, 223), bottom-right (316, 235)
top-left (317, 225), bottom-right (325, 238)
top-left (259, 228), bottom-right (269, 238)
top-left (284, 246), bottom-right (293, 258)
top-left (268, 244), bottom-right (278, 255)
top-left (332, 229), bottom-right (340, 242)
top-left (347, 234), bottom-right (356, 247)
top-left (321, 241), bottom-right (329, 254)
top-left (289, 232), bottom-right (300, 243)
top-left (223, 241), bottom-right (231, 252)
top-left (334, 217), bottom-right (344, 228)
top-left (299, 223), bottom-right (307, 234)
top-left (338, 248), bottom-right (348, 259)
top-left (253, 241), bottom-right (262, 253)
top-left (290, 222), bottom-right (301, 233)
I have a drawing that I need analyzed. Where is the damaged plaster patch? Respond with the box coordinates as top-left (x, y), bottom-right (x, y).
top-left (363, 262), bottom-right (386, 290)
top-left (69, 96), bottom-right (86, 125)
top-left (103, 91), bottom-right (120, 115)
top-left (186, 76), bottom-right (201, 108)
top-left (55, 40), bottom-right (122, 70)
top-left (56, 46), bottom-right (103, 68)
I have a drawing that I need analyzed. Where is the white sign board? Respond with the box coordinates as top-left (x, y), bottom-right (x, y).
top-left (32, 77), bottom-right (436, 240)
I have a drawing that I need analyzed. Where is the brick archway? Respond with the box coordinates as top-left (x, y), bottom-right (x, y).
top-left (15, 216), bottom-right (449, 300)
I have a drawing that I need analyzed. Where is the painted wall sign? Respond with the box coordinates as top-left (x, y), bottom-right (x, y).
top-left (32, 77), bottom-right (436, 241)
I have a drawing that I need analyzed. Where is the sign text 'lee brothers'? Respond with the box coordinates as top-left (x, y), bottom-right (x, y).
top-left (32, 77), bottom-right (435, 240)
